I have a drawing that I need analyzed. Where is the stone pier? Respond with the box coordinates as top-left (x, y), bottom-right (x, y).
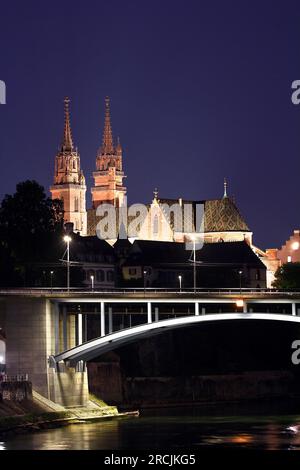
top-left (0, 297), bottom-right (88, 407)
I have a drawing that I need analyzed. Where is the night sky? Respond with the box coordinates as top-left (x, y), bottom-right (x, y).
top-left (0, 1), bottom-right (299, 249)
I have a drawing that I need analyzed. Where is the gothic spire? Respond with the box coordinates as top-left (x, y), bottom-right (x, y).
top-left (101, 96), bottom-right (114, 154)
top-left (61, 97), bottom-right (74, 152)
top-left (223, 177), bottom-right (228, 198)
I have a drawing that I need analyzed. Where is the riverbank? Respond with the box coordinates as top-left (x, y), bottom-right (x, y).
top-left (0, 393), bottom-right (139, 438)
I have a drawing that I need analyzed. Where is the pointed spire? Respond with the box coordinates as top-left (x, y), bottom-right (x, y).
top-left (116, 136), bottom-right (122, 155)
top-left (223, 178), bottom-right (228, 198)
top-left (61, 97), bottom-right (74, 152)
top-left (153, 188), bottom-right (159, 200)
top-left (101, 96), bottom-right (114, 154)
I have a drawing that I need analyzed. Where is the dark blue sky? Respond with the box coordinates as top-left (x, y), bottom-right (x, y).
top-left (0, 0), bottom-right (299, 249)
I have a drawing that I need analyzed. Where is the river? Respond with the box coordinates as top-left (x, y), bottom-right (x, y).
top-left (2, 401), bottom-right (300, 450)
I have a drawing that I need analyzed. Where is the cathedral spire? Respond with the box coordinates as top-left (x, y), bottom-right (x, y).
top-left (223, 178), bottom-right (228, 198)
top-left (61, 97), bottom-right (74, 152)
top-left (101, 96), bottom-right (114, 154)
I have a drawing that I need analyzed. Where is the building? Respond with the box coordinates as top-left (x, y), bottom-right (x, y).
top-left (118, 239), bottom-right (266, 289)
top-left (50, 98), bottom-right (87, 235)
top-left (90, 96), bottom-right (127, 210)
top-left (49, 96), bottom-right (273, 288)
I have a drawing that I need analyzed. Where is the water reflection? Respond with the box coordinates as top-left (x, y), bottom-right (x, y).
top-left (2, 404), bottom-right (300, 450)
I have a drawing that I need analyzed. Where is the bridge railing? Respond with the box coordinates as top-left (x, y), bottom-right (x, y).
top-left (1, 374), bottom-right (29, 382)
top-left (1, 287), bottom-right (300, 296)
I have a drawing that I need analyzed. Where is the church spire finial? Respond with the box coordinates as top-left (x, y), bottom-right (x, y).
top-left (101, 96), bottom-right (114, 154)
top-left (223, 177), bottom-right (228, 198)
top-left (62, 97), bottom-right (74, 152)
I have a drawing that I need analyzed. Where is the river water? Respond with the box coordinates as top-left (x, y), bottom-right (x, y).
top-left (2, 402), bottom-right (300, 450)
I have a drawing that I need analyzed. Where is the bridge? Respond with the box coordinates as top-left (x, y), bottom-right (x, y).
top-left (1, 288), bottom-right (300, 407)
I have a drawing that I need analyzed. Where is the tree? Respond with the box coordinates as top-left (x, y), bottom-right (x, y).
top-left (273, 263), bottom-right (300, 289)
top-left (0, 180), bottom-right (64, 287)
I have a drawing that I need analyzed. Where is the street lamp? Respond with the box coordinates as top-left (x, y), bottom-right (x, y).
top-left (143, 270), bottom-right (147, 294)
top-left (50, 271), bottom-right (54, 293)
top-left (63, 235), bottom-right (72, 291)
top-left (238, 270), bottom-right (243, 292)
top-left (90, 275), bottom-right (94, 291)
top-left (191, 236), bottom-right (196, 293)
top-left (178, 275), bottom-right (182, 292)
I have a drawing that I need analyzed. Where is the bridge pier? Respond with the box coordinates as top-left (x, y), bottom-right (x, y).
top-left (0, 297), bottom-right (89, 407)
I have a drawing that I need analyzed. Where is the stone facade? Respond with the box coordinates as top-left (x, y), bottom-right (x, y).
top-left (50, 98), bottom-right (87, 235)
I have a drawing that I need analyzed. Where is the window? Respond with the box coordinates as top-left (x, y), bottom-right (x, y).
top-left (287, 255), bottom-right (292, 263)
top-left (74, 197), bottom-right (79, 212)
top-left (107, 271), bottom-right (114, 282)
top-left (96, 270), bottom-right (105, 282)
top-left (129, 268), bottom-right (137, 275)
top-left (153, 214), bottom-right (159, 235)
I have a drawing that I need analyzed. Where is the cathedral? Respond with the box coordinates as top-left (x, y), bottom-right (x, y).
top-left (50, 97), bottom-right (253, 247)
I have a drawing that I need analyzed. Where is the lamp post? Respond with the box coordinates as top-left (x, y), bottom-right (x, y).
top-left (90, 275), bottom-right (94, 291)
top-left (178, 275), bottom-right (182, 292)
top-left (191, 236), bottom-right (196, 293)
top-left (63, 235), bottom-right (72, 291)
top-left (50, 271), bottom-right (54, 293)
top-left (143, 270), bottom-right (147, 295)
top-left (238, 270), bottom-right (243, 293)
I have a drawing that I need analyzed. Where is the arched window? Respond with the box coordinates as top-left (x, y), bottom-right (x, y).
top-left (74, 197), bottom-right (79, 212)
top-left (73, 159), bottom-right (76, 170)
top-left (96, 270), bottom-right (105, 282)
top-left (107, 271), bottom-right (114, 282)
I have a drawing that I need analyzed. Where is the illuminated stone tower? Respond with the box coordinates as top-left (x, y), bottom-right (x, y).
top-left (50, 97), bottom-right (87, 235)
top-left (91, 97), bottom-right (127, 208)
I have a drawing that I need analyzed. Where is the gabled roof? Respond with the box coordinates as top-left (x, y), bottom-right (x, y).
top-left (123, 240), bottom-right (264, 269)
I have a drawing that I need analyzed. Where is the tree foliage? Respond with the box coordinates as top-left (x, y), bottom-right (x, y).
top-left (273, 262), bottom-right (300, 289)
top-left (0, 180), bottom-right (65, 287)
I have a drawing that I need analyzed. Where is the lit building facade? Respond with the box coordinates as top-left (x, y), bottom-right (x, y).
top-left (50, 98), bottom-right (87, 235)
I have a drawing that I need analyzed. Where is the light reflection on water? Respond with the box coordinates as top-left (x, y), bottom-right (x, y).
top-left (2, 405), bottom-right (300, 450)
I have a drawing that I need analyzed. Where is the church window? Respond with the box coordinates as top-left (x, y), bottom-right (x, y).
top-left (73, 159), bottom-right (76, 169)
top-left (287, 255), bottom-right (292, 263)
top-left (74, 197), bottom-right (79, 212)
top-left (153, 214), bottom-right (159, 235)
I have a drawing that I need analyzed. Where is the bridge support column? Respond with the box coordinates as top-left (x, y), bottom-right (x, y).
top-left (48, 363), bottom-right (89, 407)
top-left (147, 302), bottom-right (152, 323)
top-left (78, 314), bottom-right (83, 345)
top-left (201, 307), bottom-right (205, 315)
top-left (101, 302), bottom-right (105, 337)
top-left (155, 307), bottom-right (159, 322)
top-left (243, 302), bottom-right (247, 313)
top-left (54, 303), bottom-right (60, 355)
top-left (63, 307), bottom-right (68, 351)
top-left (292, 303), bottom-right (296, 316)
top-left (195, 302), bottom-right (199, 316)
top-left (108, 307), bottom-right (113, 334)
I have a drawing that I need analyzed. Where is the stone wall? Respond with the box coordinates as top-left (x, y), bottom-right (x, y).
top-left (123, 371), bottom-right (294, 406)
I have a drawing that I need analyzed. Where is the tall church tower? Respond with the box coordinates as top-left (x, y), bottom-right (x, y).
top-left (50, 97), bottom-right (87, 235)
top-left (91, 97), bottom-right (127, 208)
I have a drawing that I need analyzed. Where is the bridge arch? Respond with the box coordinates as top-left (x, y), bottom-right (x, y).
top-left (52, 312), bottom-right (300, 365)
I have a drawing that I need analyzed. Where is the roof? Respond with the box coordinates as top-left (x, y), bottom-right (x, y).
top-left (157, 197), bottom-right (250, 232)
top-left (70, 233), bottom-right (115, 263)
top-left (86, 196), bottom-right (250, 236)
top-left (123, 240), bottom-right (265, 269)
